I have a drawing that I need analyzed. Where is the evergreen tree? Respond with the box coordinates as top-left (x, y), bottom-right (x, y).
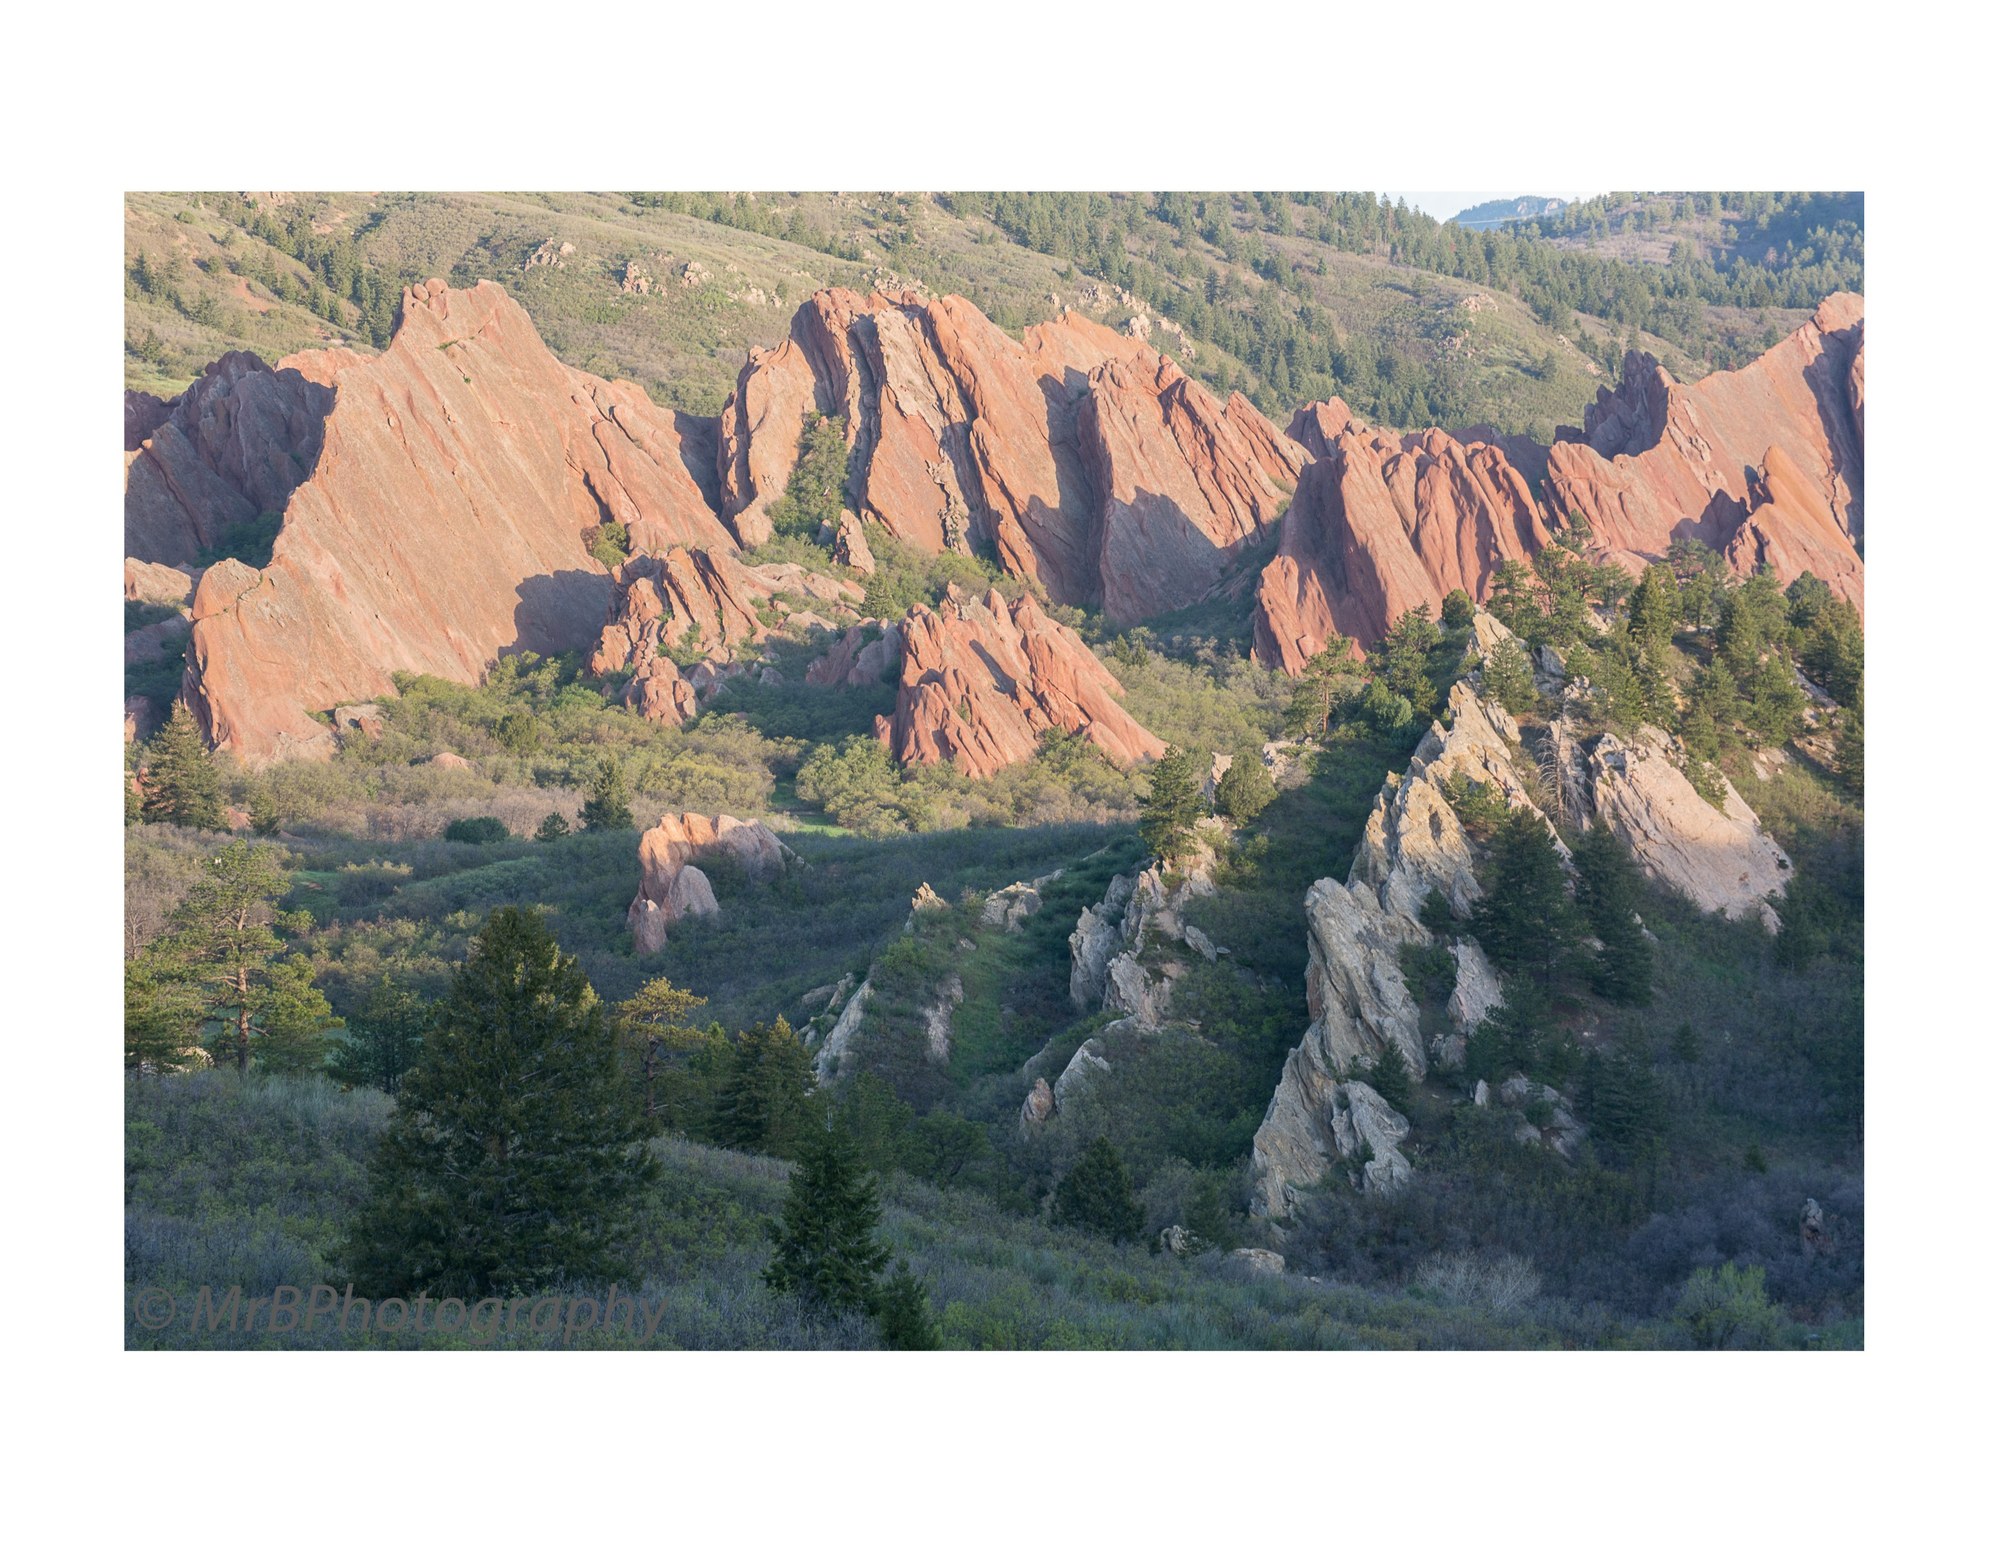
top-left (1743, 653), bottom-right (1807, 747)
top-left (1626, 563), bottom-right (1679, 659)
top-left (1366, 1042), bottom-right (1413, 1111)
top-left (1480, 639), bottom-right (1538, 716)
top-left (1834, 697), bottom-right (1864, 794)
top-left (344, 907), bottom-right (661, 1297)
top-left (1465, 979), bottom-right (1553, 1084)
top-left (1585, 1029), bottom-right (1667, 1171)
top-left (1369, 608), bottom-right (1443, 716)
top-left (248, 788), bottom-right (281, 837)
top-left (1471, 809), bottom-right (1581, 987)
top-left (534, 811), bottom-right (571, 842)
top-left (1571, 823), bottom-right (1654, 1005)
top-left (579, 755), bottom-right (632, 832)
top-left (613, 978), bottom-right (709, 1122)
top-left (762, 1110), bottom-right (890, 1319)
top-left (124, 957), bottom-right (201, 1075)
top-left (1052, 1136), bottom-right (1144, 1242)
top-left (1213, 755), bottom-right (1276, 824)
top-left (325, 976), bottom-right (429, 1095)
top-left (1282, 643), bottom-right (1361, 740)
top-left (714, 1016), bottom-right (816, 1158)
top-left (1138, 745), bottom-right (1203, 867)
top-left (1440, 588), bottom-right (1476, 630)
top-left (147, 841), bottom-right (339, 1074)
top-left (140, 701), bottom-right (225, 832)
top-left (873, 1261), bottom-right (942, 1350)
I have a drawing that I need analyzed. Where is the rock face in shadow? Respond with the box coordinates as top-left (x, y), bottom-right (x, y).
top-left (587, 548), bottom-right (863, 723)
top-left (1252, 407), bottom-right (1556, 670)
top-left (1544, 293), bottom-right (1864, 609)
top-left (717, 288), bottom-right (1298, 619)
top-left (873, 584), bottom-right (1165, 778)
top-left (124, 352), bottom-right (337, 566)
top-left (177, 280), bottom-right (742, 762)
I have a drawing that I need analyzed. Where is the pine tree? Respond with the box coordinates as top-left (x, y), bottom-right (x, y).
top-left (1465, 979), bottom-right (1553, 1084)
top-left (124, 957), bottom-right (202, 1075)
top-left (1052, 1136), bottom-right (1144, 1242)
top-left (1440, 588), bottom-right (1476, 630)
top-left (1480, 639), bottom-right (1538, 716)
top-left (325, 976), bottom-right (430, 1094)
top-left (763, 1110), bottom-right (891, 1319)
top-left (534, 811), bottom-right (571, 842)
top-left (1586, 1030), bottom-right (1667, 1171)
top-left (1213, 755), bottom-right (1276, 824)
top-left (1627, 563), bottom-right (1679, 659)
top-left (579, 755), bottom-right (632, 832)
top-left (613, 978), bottom-right (709, 1122)
top-left (1571, 823), bottom-right (1654, 1005)
top-left (1283, 644), bottom-right (1362, 739)
top-left (344, 907), bottom-right (661, 1297)
top-left (873, 1261), bottom-right (942, 1350)
top-left (714, 1016), bottom-right (816, 1158)
top-left (1366, 1042), bottom-right (1413, 1111)
top-left (140, 701), bottom-right (225, 832)
top-left (1471, 809), bottom-right (1582, 988)
top-left (146, 841), bottom-right (339, 1074)
top-left (1138, 745), bottom-right (1202, 867)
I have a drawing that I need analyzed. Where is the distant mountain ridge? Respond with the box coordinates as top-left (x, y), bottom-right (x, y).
top-left (1450, 196), bottom-right (1569, 230)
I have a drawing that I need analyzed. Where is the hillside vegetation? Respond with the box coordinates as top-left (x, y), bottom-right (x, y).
top-left (125, 189), bottom-right (1857, 438)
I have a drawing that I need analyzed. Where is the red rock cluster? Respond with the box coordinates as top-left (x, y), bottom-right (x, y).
top-left (124, 352), bottom-right (336, 566)
top-left (872, 585), bottom-right (1165, 778)
top-left (134, 276), bottom-right (1864, 770)
top-left (172, 281), bottom-right (742, 762)
top-left (586, 547), bottom-right (863, 724)
top-left (1544, 293), bottom-right (1864, 614)
top-left (716, 289), bottom-right (1300, 620)
top-left (1251, 295), bottom-right (1866, 671)
top-left (1253, 414), bottom-right (1556, 674)
top-left (628, 811), bottom-right (792, 952)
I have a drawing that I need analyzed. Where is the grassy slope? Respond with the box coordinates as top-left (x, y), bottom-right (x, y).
top-left (125, 1071), bottom-right (1658, 1349)
top-left (124, 190), bottom-right (1786, 432)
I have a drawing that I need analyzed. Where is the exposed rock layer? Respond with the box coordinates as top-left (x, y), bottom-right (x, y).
top-left (176, 281), bottom-right (741, 762)
top-left (875, 585), bottom-right (1164, 777)
top-left (628, 811), bottom-right (791, 952)
top-left (718, 289), bottom-right (1298, 619)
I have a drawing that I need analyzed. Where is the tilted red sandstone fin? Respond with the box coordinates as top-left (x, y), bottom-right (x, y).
top-left (716, 289), bottom-right (1298, 620)
top-left (124, 352), bottom-right (337, 566)
top-left (873, 585), bottom-right (1165, 778)
top-left (1544, 293), bottom-right (1864, 607)
top-left (1252, 296), bottom-right (1865, 672)
top-left (175, 280), bottom-right (741, 761)
top-left (1252, 406), bottom-right (1556, 672)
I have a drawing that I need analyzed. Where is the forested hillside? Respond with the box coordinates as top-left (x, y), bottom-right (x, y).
top-left (124, 189), bottom-right (1858, 438)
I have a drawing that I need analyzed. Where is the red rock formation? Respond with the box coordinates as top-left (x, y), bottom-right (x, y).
top-left (124, 558), bottom-right (199, 608)
top-left (1253, 410), bottom-right (1556, 672)
top-left (179, 280), bottom-right (745, 762)
top-left (124, 352), bottom-right (335, 566)
top-left (628, 811), bottom-right (792, 952)
top-left (1544, 293), bottom-right (1864, 605)
top-left (717, 289), bottom-right (1297, 619)
top-left (586, 547), bottom-right (863, 723)
top-left (805, 621), bottom-right (903, 688)
top-left (1078, 355), bottom-right (1299, 621)
top-left (874, 585), bottom-right (1164, 777)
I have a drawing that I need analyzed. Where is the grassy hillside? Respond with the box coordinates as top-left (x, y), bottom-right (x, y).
top-left (129, 1070), bottom-right (1684, 1349)
top-left (124, 190), bottom-right (1855, 436)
